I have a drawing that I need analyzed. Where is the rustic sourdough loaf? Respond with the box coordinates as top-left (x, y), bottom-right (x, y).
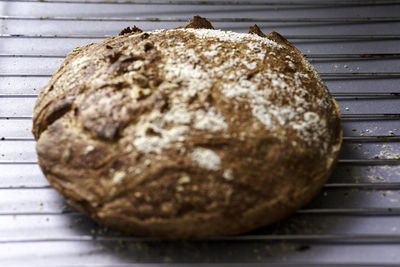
top-left (32, 16), bottom-right (342, 239)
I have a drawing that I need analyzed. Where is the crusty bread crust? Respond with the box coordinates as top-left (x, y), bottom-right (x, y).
top-left (33, 17), bottom-right (342, 239)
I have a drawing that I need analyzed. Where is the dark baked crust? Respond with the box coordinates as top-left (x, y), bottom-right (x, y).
top-left (32, 17), bottom-right (342, 239)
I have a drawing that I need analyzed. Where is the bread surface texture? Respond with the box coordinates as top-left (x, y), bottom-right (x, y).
top-left (32, 17), bottom-right (342, 239)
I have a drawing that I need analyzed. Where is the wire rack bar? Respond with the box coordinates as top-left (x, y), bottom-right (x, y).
top-left (0, 74), bottom-right (51, 77)
top-left (322, 73), bottom-right (400, 78)
top-left (0, 211), bottom-right (78, 216)
top-left (0, 94), bottom-right (39, 98)
top-left (308, 53), bottom-right (400, 59)
top-left (2, 136), bottom-right (400, 142)
top-left (11, 264), bottom-right (400, 267)
top-left (2, 208), bottom-right (400, 217)
top-left (2, 53), bottom-right (400, 59)
top-left (0, 161), bottom-right (38, 164)
top-left (2, 15), bottom-right (400, 23)
top-left (3, 92), bottom-right (400, 97)
top-left (338, 159), bottom-right (400, 164)
top-left (12, 264), bottom-right (400, 267)
top-left (2, 34), bottom-right (400, 40)
top-left (333, 93), bottom-right (400, 97)
top-left (56, 264), bottom-right (400, 267)
top-left (342, 136), bottom-right (400, 141)
top-left (0, 54), bottom-right (65, 58)
top-left (2, 93), bottom-right (400, 98)
top-left (2, 73), bottom-right (400, 78)
top-left (340, 114), bottom-right (400, 118)
top-left (0, 116), bottom-right (33, 119)
top-left (2, 183), bottom-right (400, 190)
top-left (323, 183), bottom-right (400, 188)
top-left (0, 159), bottom-right (398, 165)
top-left (297, 208), bottom-right (400, 214)
top-left (3, 234), bottom-right (400, 244)
top-left (2, 114), bottom-right (400, 120)
top-left (2, 0), bottom-right (400, 5)
top-left (0, 186), bottom-right (52, 189)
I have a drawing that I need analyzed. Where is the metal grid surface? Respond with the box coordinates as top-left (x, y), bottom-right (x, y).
top-left (1, 0), bottom-right (400, 266)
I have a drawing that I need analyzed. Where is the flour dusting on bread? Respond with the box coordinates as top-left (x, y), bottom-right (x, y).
top-left (144, 28), bottom-right (333, 154)
top-left (192, 147), bottom-right (221, 171)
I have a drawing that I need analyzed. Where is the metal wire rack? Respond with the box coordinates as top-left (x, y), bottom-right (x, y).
top-left (0, 0), bottom-right (400, 266)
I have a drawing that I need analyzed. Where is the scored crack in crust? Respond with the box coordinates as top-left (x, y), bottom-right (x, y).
top-left (32, 16), bottom-right (342, 239)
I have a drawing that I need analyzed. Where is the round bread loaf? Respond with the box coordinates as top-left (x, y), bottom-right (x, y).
top-left (32, 16), bottom-right (342, 239)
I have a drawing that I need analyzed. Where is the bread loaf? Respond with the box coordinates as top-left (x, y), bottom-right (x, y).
top-left (32, 16), bottom-right (342, 239)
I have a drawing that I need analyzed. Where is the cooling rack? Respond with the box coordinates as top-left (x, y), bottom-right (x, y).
top-left (0, 0), bottom-right (400, 266)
